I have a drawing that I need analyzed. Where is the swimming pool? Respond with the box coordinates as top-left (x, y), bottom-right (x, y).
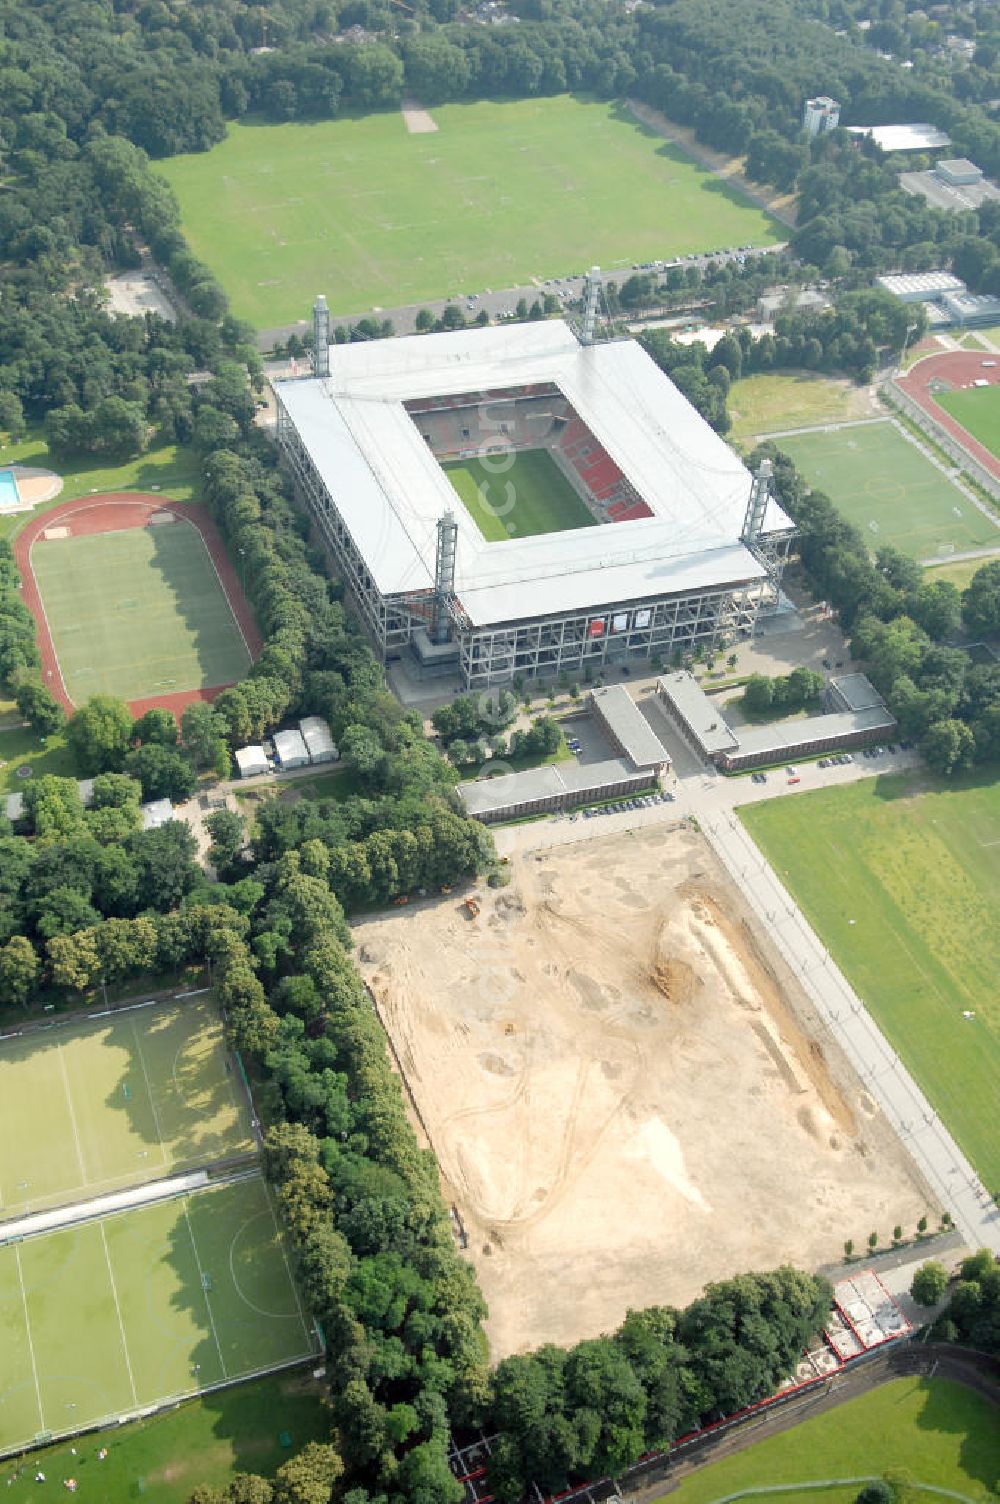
top-left (0, 469), bottom-right (21, 509)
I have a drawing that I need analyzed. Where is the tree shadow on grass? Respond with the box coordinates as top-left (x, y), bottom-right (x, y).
top-left (135, 520), bottom-right (250, 698)
top-left (871, 765), bottom-right (1000, 803)
top-left (909, 1376), bottom-right (1000, 1492)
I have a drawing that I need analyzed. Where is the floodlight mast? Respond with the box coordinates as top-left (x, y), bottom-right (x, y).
top-left (432, 510), bottom-right (458, 643)
top-left (580, 266), bottom-right (602, 346)
top-left (313, 294), bottom-right (330, 378)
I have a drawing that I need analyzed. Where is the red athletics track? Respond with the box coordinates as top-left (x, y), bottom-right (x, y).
top-left (896, 350), bottom-right (1000, 484)
top-left (14, 493), bottom-right (263, 720)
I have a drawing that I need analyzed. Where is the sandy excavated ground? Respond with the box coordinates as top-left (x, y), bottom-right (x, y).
top-left (354, 825), bottom-right (930, 1357)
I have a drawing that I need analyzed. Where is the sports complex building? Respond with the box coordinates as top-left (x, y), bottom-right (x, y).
top-left (275, 308), bottom-right (794, 689)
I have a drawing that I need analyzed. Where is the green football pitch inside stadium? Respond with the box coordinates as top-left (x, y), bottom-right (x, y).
top-left (444, 449), bottom-right (597, 541)
top-left (774, 420), bottom-right (1000, 559)
top-left (30, 522), bottom-right (251, 705)
top-left (0, 1175), bottom-right (316, 1454)
top-left (936, 382), bottom-right (1000, 460)
top-left (158, 96), bottom-right (784, 325)
top-left (0, 999), bottom-right (254, 1219)
top-left (740, 773), bottom-right (1000, 1192)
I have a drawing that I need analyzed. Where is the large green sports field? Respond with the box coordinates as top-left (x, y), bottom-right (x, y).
top-left (30, 522), bottom-right (251, 704)
top-left (444, 448), bottom-right (597, 540)
top-left (936, 383), bottom-right (1000, 460)
top-left (775, 420), bottom-right (1000, 559)
top-left (740, 774), bottom-right (1000, 1191)
top-left (0, 1175), bottom-right (316, 1455)
top-left (652, 1378), bottom-right (999, 1504)
top-left (158, 96), bottom-right (784, 325)
top-left (0, 999), bottom-right (254, 1219)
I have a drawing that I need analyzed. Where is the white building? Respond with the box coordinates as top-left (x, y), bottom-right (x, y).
top-left (803, 96), bottom-right (841, 136)
top-left (235, 745), bottom-right (269, 778)
top-left (847, 123), bottom-right (952, 152)
top-left (140, 798), bottom-right (174, 830)
top-left (299, 716), bottom-right (338, 764)
top-left (275, 320), bottom-right (794, 690)
top-left (272, 729), bottom-right (310, 769)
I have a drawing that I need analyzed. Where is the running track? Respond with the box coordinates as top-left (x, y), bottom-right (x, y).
top-left (14, 493), bottom-right (262, 720)
top-left (896, 350), bottom-right (1000, 484)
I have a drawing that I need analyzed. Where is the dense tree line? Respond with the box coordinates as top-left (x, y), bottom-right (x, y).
top-left (929, 1250), bottom-right (1000, 1353)
top-left (760, 446), bottom-right (1000, 774)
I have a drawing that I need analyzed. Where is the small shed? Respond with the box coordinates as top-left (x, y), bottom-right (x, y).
top-left (3, 791), bottom-right (25, 826)
top-left (299, 716), bottom-right (338, 765)
top-left (272, 729), bottom-right (310, 770)
top-left (235, 744), bottom-right (270, 779)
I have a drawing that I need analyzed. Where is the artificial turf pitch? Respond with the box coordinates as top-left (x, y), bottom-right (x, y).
top-left (0, 999), bottom-right (255, 1219)
top-left (158, 96), bottom-right (784, 325)
top-left (30, 521), bottom-right (251, 704)
top-left (740, 773), bottom-right (1000, 1193)
top-left (774, 419), bottom-right (1000, 559)
top-left (935, 382), bottom-right (1000, 461)
top-left (0, 1175), bottom-right (316, 1455)
top-left (444, 448), bottom-right (597, 541)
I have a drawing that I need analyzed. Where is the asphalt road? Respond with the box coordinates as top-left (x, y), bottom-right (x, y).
top-left (495, 739), bottom-right (1000, 1257)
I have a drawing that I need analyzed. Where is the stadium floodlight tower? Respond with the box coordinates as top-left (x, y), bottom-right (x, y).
top-left (313, 294), bottom-right (330, 378)
top-left (741, 457), bottom-right (793, 609)
top-left (432, 510), bottom-right (458, 643)
top-left (580, 266), bottom-right (602, 345)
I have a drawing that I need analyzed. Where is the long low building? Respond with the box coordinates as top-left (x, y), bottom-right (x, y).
top-left (458, 757), bottom-right (658, 823)
top-left (656, 671), bottom-right (895, 771)
top-left (589, 684), bottom-right (671, 774)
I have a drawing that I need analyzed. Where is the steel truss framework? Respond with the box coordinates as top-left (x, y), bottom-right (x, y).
top-left (278, 399), bottom-right (792, 690)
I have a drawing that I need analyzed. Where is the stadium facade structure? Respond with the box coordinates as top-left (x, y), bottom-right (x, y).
top-left (275, 317), bottom-right (794, 690)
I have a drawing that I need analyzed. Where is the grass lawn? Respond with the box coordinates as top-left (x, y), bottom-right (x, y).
top-left (727, 372), bottom-right (872, 448)
top-left (0, 1175), bottom-right (315, 1455)
top-left (444, 449), bottom-right (597, 541)
top-left (936, 384), bottom-right (1000, 462)
top-left (922, 552), bottom-right (1000, 592)
top-left (0, 998), bottom-right (254, 1217)
top-left (0, 726), bottom-right (75, 795)
top-left (0, 430), bottom-right (202, 541)
top-left (740, 772), bottom-right (1000, 1191)
top-left (650, 1378), bottom-right (1000, 1504)
top-left (774, 420), bottom-right (1000, 559)
top-left (31, 520), bottom-right (251, 704)
top-left (158, 96), bottom-right (783, 325)
top-left (0, 1372), bottom-right (328, 1503)
top-left (471, 738), bottom-right (574, 779)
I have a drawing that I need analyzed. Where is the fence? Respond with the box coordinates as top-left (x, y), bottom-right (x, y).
top-left (881, 380), bottom-right (1000, 507)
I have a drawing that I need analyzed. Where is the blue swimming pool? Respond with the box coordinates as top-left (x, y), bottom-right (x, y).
top-left (0, 469), bottom-right (20, 509)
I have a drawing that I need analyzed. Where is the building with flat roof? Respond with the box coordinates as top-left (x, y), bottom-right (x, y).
top-left (655, 672), bottom-right (894, 771)
top-left (457, 757), bottom-right (657, 823)
top-left (876, 270), bottom-right (965, 302)
top-left (900, 158), bottom-right (1000, 213)
top-left (272, 729), bottom-right (310, 769)
top-left (275, 316), bottom-right (794, 690)
top-left (590, 684), bottom-right (670, 772)
top-left (803, 97), bottom-right (841, 136)
top-left (235, 745), bottom-right (269, 779)
top-left (848, 123), bottom-right (952, 152)
top-left (299, 715), bottom-right (338, 764)
top-left (140, 798), bottom-right (174, 830)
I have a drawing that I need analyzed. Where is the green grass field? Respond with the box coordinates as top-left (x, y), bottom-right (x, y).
top-left (158, 97), bottom-right (784, 324)
top-left (775, 420), bottom-right (1000, 559)
top-left (936, 384), bottom-right (1000, 461)
top-left (444, 448), bottom-right (597, 541)
top-left (0, 726), bottom-right (75, 795)
top-left (651, 1378), bottom-right (999, 1504)
top-left (740, 773), bottom-right (1000, 1191)
top-left (0, 1372), bottom-right (327, 1504)
top-left (31, 521), bottom-right (251, 704)
top-left (0, 1175), bottom-right (316, 1455)
top-left (727, 372), bottom-right (872, 448)
top-left (0, 999), bottom-right (254, 1218)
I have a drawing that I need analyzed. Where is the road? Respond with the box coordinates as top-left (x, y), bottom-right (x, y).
top-left (494, 734), bottom-right (1000, 1258)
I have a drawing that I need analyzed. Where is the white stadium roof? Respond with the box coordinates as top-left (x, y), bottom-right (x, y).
top-left (275, 322), bottom-right (791, 626)
top-left (847, 123), bottom-right (951, 152)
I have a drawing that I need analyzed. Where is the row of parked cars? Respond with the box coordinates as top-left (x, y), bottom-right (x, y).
top-left (569, 790), bottom-right (676, 820)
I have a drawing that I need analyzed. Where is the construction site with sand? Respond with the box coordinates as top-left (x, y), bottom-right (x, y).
top-left (354, 824), bottom-right (931, 1358)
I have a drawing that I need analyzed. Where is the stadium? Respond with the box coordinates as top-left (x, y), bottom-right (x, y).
top-left (275, 298), bottom-right (794, 689)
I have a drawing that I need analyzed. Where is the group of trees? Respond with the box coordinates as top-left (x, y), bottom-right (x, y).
top-left (743, 667), bottom-right (826, 718)
top-left (927, 1250), bottom-right (1000, 1353)
top-left (762, 448), bottom-right (1000, 774)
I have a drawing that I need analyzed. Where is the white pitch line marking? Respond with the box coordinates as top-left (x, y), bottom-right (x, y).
top-left (182, 1200), bottom-right (228, 1379)
top-left (56, 1042), bottom-right (88, 1189)
top-left (14, 1245), bottom-right (45, 1434)
top-left (100, 1221), bottom-right (139, 1409)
